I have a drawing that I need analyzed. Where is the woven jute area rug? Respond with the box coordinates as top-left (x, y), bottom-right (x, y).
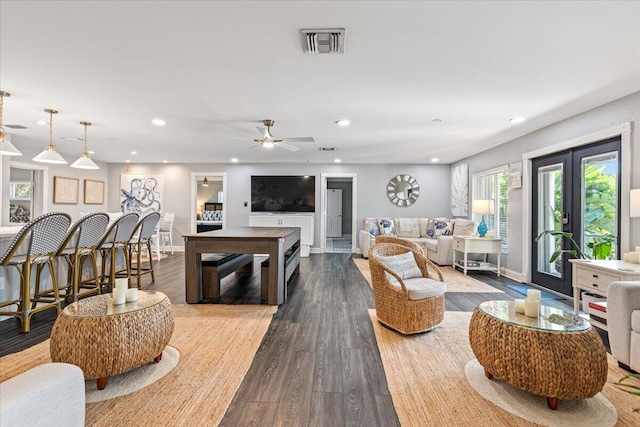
top-left (368, 309), bottom-right (639, 426)
top-left (353, 257), bottom-right (504, 293)
top-left (0, 304), bottom-right (277, 426)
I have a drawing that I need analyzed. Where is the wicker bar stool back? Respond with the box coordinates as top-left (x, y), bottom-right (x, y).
top-left (56, 212), bottom-right (109, 302)
top-left (374, 235), bottom-right (424, 255)
top-left (0, 212), bottom-right (72, 332)
top-left (97, 212), bottom-right (139, 290)
top-left (129, 212), bottom-right (161, 286)
top-left (368, 243), bottom-right (446, 334)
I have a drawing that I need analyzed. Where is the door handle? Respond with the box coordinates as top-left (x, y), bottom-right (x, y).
top-left (562, 213), bottom-right (570, 225)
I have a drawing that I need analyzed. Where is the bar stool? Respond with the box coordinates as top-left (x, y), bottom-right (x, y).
top-left (0, 212), bottom-right (72, 332)
top-left (129, 212), bottom-right (161, 286)
top-left (97, 213), bottom-right (139, 290)
top-left (155, 212), bottom-right (175, 259)
top-left (56, 212), bottom-right (109, 302)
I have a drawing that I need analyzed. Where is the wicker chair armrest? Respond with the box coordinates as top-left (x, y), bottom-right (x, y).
top-left (373, 259), bottom-right (408, 293)
top-left (414, 252), bottom-right (444, 282)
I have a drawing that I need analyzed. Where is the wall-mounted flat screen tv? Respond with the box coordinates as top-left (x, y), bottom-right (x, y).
top-left (251, 175), bottom-right (315, 212)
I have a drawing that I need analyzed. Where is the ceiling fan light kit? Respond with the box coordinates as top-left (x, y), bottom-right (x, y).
top-left (244, 119), bottom-right (314, 152)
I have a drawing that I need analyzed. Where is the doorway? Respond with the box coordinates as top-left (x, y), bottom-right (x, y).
top-left (321, 174), bottom-right (357, 254)
top-left (190, 172), bottom-right (226, 234)
top-left (531, 137), bottom-right (621, 295)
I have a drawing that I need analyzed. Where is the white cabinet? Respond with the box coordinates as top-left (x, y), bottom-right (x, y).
top-left (249, 214), bottom-right (314, 257)
top-left (452, 236), bottom-right (502, 277)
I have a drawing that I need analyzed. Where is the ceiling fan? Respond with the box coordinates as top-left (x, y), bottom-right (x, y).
top-left (241, 120), bottom-right (314, 151)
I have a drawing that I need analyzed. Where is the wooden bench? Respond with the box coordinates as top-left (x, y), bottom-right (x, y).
top-left (260, 247), bottom-right (300, 302)
top-left (201, 253), bottom-right (254, 299)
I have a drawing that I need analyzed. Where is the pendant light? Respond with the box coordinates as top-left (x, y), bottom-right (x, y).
top-left (33, 109), bottom-right (67, 164)
top-left (202, 177), bottom-right (209, 187)
top-left (0, 91), bottom-right (23, 156)
top-left (71, 121), bottom-right (99, 169)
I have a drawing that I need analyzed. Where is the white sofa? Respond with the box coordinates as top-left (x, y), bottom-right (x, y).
top-left (0, 363), bottom-right (85, 427)
top-left (359, 217), bottom-right (476, 265)
top-left (608, 281), bottom-right (640, 372)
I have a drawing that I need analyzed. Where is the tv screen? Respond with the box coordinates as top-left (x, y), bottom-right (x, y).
top-left (251, 175), bottom-right (315, 212)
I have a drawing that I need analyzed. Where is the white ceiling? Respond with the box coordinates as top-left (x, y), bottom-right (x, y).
top-left (1, 1), bottom-right (639, 165)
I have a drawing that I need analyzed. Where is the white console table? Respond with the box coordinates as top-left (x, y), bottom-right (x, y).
top-left (452, 236), bottom-right (502, 277)
top-left (569, 259), bottom-right (640, 319)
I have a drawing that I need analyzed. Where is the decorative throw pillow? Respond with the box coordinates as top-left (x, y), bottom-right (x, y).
top-left (453, 219), bottom-right (476, 236)
top-left (377, 252), bottom-right (422, 280)
top-left (395, 218), bottom-right (420, 238)
top-left (377, 218), bottom-right (396, 236)
top-left (426, 219), bottom-right (454, 238)
top-left (363, 218), bottom-right (380, 236)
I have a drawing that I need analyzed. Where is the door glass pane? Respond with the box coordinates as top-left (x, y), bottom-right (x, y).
top-left (581, 152), bottom-right (618, 260)
top-left (537, 164), bottom-right (563, 277)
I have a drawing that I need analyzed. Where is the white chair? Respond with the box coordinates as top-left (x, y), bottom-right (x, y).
top-left (155, 212), bottom-right (175, 259)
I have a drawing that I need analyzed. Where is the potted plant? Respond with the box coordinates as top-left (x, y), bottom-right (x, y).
top-left (534, 230), bottom-right (590, 263)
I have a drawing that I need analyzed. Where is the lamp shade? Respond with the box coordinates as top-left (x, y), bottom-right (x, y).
top-left (71, 155), bottom-right (99, 169)
top-left (0, 138), bottom-right (23, 156)
top-left (472, 199), bottom-right (494, 215)
top-left (32, 147), bottom-right (67, 164)
top-left (631, 189), bottom-right (640, 218)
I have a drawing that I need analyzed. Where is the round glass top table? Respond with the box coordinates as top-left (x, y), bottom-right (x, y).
top-left (50, 290), bottom-right (174, 390)
top-left (469, 300), bottom-right (607, 410)
top-left (477, 300), bottom-right (589, 332)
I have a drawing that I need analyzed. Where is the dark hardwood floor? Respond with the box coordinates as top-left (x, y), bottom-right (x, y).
top-left (1, 252), bottom-right (597, 426)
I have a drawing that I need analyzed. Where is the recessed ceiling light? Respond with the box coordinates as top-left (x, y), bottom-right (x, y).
top-left (36, 120), bottom-right (46, 125)
top-left (162, 160), bottom-right (168, 163)
top-left (431, 158), bottom-right (440, 162)
top-left (231, 158), bottom-right (239, 163)
top-left (131, 151), bottom-right (137, 155)
top-left (334, 158), bottom-right (341, 163)
top-left (125, 160), bottom-right (131, 163)
top-left (152, 118), bottom-right (166, 126)
top-left (510, 117), bottom-right (526, 124)
top-left (335, 119), bottom-right (350, 127)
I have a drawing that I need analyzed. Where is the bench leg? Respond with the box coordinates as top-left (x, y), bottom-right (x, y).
top-left (202, 268), bottom-right (221, 299)
top-left (260, 267), bottom-right (269, 302)
top-left (236, 260), bottom-right (254, 276)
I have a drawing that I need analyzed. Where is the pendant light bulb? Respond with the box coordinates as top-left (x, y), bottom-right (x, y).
top-left (0, 91), bottom-right (23, 156)
top-left (71, 121), bottom-right (99, 169)
top-left (33, 109), bottom-right (67, 164)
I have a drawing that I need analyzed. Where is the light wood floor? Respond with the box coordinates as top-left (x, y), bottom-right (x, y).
top-left (1, 252), bottom-right (595, 426)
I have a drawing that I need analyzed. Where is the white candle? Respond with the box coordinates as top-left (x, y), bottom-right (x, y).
top-left (486, 230), bottom-right (496, 238)
top-left (126, 288), bottom-right (138, 302)
top-left (527, 289), bottom-right (542, 301)
top-left (524, 298), bottom-right (539, 318)
top-left (629, 252), bottom-right (640, 264)
top-left (623, 253), bottom-right (630, 263)
top-left (635, 246), bottom-right (640, 253)
top-left (115, 278), bottom-right (129, 289)
top-left (112, 288), bottom-right (126, 305)
top-left (514, 299), bottom-right (526, 314)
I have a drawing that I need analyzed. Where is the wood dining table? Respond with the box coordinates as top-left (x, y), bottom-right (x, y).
top-left (183, 226), bottom-right (301, 305)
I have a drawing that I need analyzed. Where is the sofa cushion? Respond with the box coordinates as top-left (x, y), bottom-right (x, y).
top-left (407, 237), bottom-right (431, 248)
top-left (418, 218), bottom-right (431, 237)
top-left (387, 277), bottom-right (447, 300)
top-left (632, 310), bottom-right (640, 333)
top-left (363, 218), bottom-right (380, 236)
top-left (421, 238), bottom-right (438, 252)
top-left (395, 218), bottom-right (420, 238)
top-left (377, 218), bottom-right (396, 235)
top-left (377, 252), bottom-right (422, 280)
top-left (426, 219), bottom-right (454, 238)
top-left (453, 219), bottom-right (476, 236)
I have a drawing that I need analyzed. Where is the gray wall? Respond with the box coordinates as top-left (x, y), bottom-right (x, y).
top-left (327, 179), bottom-right (353, 235)
top-left (454, 90), bottom-right (640, 278)
top-left (106, 163), bottom-right (451, 250)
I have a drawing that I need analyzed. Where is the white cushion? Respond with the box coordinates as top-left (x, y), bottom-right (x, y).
top-left (377, 252), bottom-right (422, 280)
top-left (395, 218), bottom-right (420, 238)
top-left (418, 218), bottom-right (431, 237)
top-left (388, 277), bottom-right (447, 300)
top-left (632, 310), bottom-right (640, 333)
top-left (453, 219), bottom-right (476, 236)
top-left (422, 238), bottom-right (438, 252)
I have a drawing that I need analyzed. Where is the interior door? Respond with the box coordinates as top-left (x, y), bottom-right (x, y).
top-left (531, 137), bottom-right (621, 296)
top-left (326, 189), bottom-right (342, 238)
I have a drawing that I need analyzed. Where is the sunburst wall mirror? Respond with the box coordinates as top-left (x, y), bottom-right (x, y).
top-left (387, 174), bottom-right (420, 207)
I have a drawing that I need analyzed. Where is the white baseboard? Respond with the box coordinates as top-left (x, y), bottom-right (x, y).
top-left (501, 267), bottom-right (525, 283)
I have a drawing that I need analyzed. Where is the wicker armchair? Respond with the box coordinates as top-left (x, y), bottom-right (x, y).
top-left (375, 235), bottom-right (424, 255)
top-left (369, 243), bottom-right (446, 334)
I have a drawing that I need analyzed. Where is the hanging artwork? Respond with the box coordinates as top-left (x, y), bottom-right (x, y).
top-left (451, 163), bottom-right (469, 216)
top-left (120, 174), bottom-right (164, 215)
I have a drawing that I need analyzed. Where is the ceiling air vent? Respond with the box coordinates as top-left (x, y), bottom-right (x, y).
top-left (300, 28), bottom-right (345, 54)
top-left (5, 124), bottom-right (27, 129)
top-left (319, 147), bottom-right (338, 152)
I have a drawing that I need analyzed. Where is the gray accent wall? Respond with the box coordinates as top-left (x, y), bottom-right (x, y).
top-left (453, 90), bottom-right (640, 278)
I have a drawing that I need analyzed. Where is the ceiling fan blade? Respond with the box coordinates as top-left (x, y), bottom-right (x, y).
top-left (280, 137), bottom-right (315, 143)
top-left (276, 142), bottom-right (300, 152)
top-left (256, 127), bottom-right (269, 139)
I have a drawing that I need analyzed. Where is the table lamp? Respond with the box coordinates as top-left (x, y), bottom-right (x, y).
top-left (631, 189), bottom-right (640, 218)
top-left (472, 199), bottom-right (494, 237)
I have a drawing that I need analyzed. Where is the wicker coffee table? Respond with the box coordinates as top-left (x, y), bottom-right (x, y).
top-left (50, 290), bottom-right (174, 390)
top-left (469, 300), bottom-right (607, 410)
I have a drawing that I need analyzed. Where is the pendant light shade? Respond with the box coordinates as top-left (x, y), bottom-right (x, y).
top-left (0, 91), bottom-right (23, 156)
top-left (33, 109), bottom-right (67, 164)
top-left (71, 121), bottom-right (99, 169)
top-left (202, 177), bottom-right (209, 187)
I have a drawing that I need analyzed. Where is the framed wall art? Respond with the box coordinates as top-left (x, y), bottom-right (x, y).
top-left (451, 163), bottom-right (469, 216)
top-left (84, 179), bottom-right (105, 204)
top-left (53, 176), bottom-right (79, 204)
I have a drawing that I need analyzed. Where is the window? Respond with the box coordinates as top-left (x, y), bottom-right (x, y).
top-left (472, 165), bottom-right (509, 252)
